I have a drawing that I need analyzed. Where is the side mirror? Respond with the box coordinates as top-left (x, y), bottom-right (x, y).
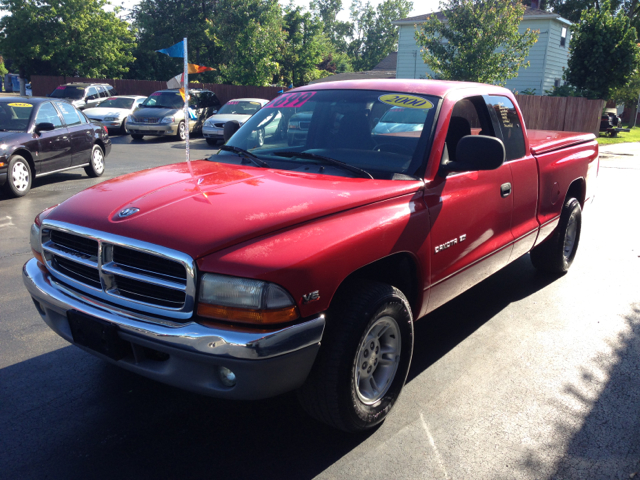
top-left (439, 135), bottom-right (505, 174)
top-left (35, 122), bottom-right (55, 133)
top-left (223, 120), bottom-right (240, 142)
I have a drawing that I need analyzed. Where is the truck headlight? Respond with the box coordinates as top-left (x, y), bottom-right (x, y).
top-left (197, 273), bottom-right (299, 325)
top-left (127, 115), bottom-right (135, 122)
top-left (160, 116), bottom-right (175, 124)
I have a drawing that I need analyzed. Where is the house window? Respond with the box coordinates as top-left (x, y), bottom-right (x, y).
top-left (554, 79), bottom-right (561, 88)
top-left (560, 27), bottom-right (567, 47)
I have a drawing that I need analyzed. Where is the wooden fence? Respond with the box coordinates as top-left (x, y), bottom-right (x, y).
top-left (515, 95), bottom-right (605, 136)
top-left (31, 76), bottom-right (604, 135)
top-left (30, 75), bottom-right (282, 105)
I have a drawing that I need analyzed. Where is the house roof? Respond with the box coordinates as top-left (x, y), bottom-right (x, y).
top-left (372, 52), bottom-right (397, 71)
top-left (394, 7), bottom-right (570, 25)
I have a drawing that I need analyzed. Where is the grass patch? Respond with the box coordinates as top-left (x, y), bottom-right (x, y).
top-left (597, 124), bottom-right (640, 145)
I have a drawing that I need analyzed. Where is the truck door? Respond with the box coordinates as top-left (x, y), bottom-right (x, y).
top-left (483, 95), bottom-right (539, 260)
top-left (424, 96), bottom-right (515, 313)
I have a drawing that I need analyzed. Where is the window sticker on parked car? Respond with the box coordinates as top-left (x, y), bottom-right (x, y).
top-left (8, 103), bottom-right (32, 107)
top-left (226, 101), bottom-right (239, 105)
top-left (378, 94), bottom-right (433, 109)
top-left (150, 92), bottom-right (162, 96)
top-left (264, 92), bottom-right (316, 109)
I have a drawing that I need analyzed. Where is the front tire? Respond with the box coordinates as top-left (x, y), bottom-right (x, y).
top-left (120, 118), bottom-right (128, 135)
top-left (3, 155), bottom-right (31, 197)
top-left (177, 121), bottom-right (186, 141)
top-left (206, 138), bottom-right (218, 146)
top-left (84, 145), bottom-right (105, 177)
top-left (530, 197), bottom-right (582, 273)
top-left (131, 134), bottom-right (144, 140)
top-left (298, 281), bottom-right (413, 432)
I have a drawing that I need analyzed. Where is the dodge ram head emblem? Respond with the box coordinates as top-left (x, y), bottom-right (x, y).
top-left (118, 207), bottom-right (140, 218)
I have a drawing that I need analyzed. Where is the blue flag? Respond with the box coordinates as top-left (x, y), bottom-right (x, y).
top-left (156, 40), bottom-right (184, 58)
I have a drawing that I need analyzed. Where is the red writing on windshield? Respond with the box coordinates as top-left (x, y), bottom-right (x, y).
top-left (151, 92), bottom-right (162, 96)
top-left (264, 92), bottom-right (316, 109)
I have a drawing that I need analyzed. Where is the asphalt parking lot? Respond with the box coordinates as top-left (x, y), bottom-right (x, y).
top-left (1, 134), bottom-right (639, 479)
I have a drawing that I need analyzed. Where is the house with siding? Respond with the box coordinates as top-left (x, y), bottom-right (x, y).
top-left (393, 7), bottom-right (572, 95)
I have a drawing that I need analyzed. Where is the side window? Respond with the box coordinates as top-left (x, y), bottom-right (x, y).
top-left (560, 27), bottom-right (567, 47)
top-left (86, 87), bottom-right (99, 101)
top-left (55, 102), bottom-right (82, 126)
top-left (484, 96), bottom-right (526, 161)
top-left (445, 97), bottom-right (494, 162)
top-left (35, 102), bottom-right (63, 128)
top-left (97, 86), bottom-right (108, 98)
top-left (108, 85), bottom-right (118, 96)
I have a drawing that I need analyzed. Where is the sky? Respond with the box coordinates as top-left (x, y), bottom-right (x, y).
top-left (112, 0), bottom-right (440, 20)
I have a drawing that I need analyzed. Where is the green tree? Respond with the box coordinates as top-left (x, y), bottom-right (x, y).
top-left (414, 0), bottom-right (538, 85)
top-left (0, 0), bottom-right (136, 79)
top-left (348, 0), bottom-right (412, 71)
top-left (310, 0), bottom-right (352, 52)
top-left (280, 6), bottom-right (332, 87)
top-left (207, 0), bottom-right (284, 86)
top-left (128, 0), bottom-right (216, 81)
top-left (564, 0), bottom-right (640, 99)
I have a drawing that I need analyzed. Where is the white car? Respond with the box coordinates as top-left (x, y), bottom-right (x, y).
top-left (203, 98), bottom-right (269, 145)
top-left (83, 95), bottom-right (147, 134)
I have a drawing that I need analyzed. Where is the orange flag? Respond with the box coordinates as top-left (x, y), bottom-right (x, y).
top-left (188, 63), bottom-right (215, 74)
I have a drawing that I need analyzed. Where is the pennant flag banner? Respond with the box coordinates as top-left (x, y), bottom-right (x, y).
top-left (188, 63), bottom-right (215, 74)
top-left (156, 40), bottom-right (185, 58)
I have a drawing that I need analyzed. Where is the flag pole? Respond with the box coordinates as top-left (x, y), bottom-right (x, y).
top-left (183, 37), bottom-right (190, 162)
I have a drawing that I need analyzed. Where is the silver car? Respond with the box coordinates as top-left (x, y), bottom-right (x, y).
top-left (83, 96), bottom-right (147, 134)
top-left (127, 89), bottom-right (221, 141)
top-left (202, 98), bottom-right (269, 145)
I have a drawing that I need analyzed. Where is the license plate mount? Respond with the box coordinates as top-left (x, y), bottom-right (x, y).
top-left (68, 311), bottom-right (130, 360)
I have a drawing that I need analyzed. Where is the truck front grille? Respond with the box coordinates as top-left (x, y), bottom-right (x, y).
top-left (40, 221), bottom-right (196, 320)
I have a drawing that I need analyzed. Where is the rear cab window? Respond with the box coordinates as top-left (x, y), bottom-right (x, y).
top-left (484, 95), bottom-right (526, 160)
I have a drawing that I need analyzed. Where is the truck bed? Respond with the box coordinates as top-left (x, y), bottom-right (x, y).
top-left (528, 130), bottom-right (596, 155)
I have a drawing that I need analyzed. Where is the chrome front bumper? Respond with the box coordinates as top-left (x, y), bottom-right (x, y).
top-left (23, 258), bottom-right (325, 399)
top-left (127, 123), bottom-right (178, 136)
top-left (202, 125), bottom-right (224, 139)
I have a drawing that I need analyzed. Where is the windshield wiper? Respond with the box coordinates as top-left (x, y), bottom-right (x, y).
top-left (219, 144), bottom-right (269, 168)
top-left (273, 151), bottom-right (373, 179)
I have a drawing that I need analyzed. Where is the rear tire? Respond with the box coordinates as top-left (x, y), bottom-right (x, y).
top-left (84, 145), bottom-right (105, 177)
top-left (297, 281), bottom-right (413, 432)
top-left (131, 134), bottom-right (144, 140)
top-left (3, 155), bottom-right (31, 197)
top-left (530, 197), bottom-right (581, 274)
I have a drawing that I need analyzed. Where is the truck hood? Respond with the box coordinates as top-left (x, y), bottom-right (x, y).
top-left (46, 161), bottom-right (423, 259)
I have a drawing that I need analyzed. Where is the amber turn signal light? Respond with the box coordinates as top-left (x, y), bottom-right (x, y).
top-left (197, 303), bottom-right (299, 325)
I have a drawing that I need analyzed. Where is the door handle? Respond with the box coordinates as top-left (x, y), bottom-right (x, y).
top-left (500, 182), bottom-right (512, 197)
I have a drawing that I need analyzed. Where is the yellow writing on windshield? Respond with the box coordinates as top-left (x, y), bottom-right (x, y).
top-left (7, 103), bottom-right (32, 107)
top-left (379, 94), bottom-right (433, 109)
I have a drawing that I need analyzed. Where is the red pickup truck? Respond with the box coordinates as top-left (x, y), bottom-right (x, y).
top-left (23, 80), bottom-right (598, 432)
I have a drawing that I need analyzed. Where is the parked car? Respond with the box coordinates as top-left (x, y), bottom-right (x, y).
top-left (83, 96), bottom-right (147, 134)
top-left (48, 83), bottom-right (118, 110)
top-left (286, 111), bottom-right (312, 145)
top-left (23, 80), bottom-right (598, 432)
top-left (127, 89), bottom-right (221, 141)
top-left (202, 98), bottom-right (269, 145)
top-left (0, 96), bottom-right (111, 198)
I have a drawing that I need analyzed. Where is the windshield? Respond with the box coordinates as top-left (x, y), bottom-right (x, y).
top-left (0, 101), bottom-right (34, 131)
top-left (141, 91), bottom-right (184, 109)
top-left (213, 90), bottom-right (438, 180)
top-left (218, 100), bottom-right (263, 115)
top-left (50, 85), bottom-right (84, 100)
top-left (96, 97), bottom-right (134, 109)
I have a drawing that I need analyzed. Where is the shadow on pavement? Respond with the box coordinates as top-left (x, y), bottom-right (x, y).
top-left (524, 303), bottom-right (640, 479)
top-left (408, 254), bottom-right (559, 383)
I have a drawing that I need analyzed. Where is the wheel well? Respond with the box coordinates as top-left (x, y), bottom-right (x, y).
top-left (566, 178), bottom-right (585, 207)
top-left (94, 139), bottom-right (106, 153)
top-left (335, 253), bottom-right (420, 316)
top-left (12, 149), bottom-right (35, 175)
